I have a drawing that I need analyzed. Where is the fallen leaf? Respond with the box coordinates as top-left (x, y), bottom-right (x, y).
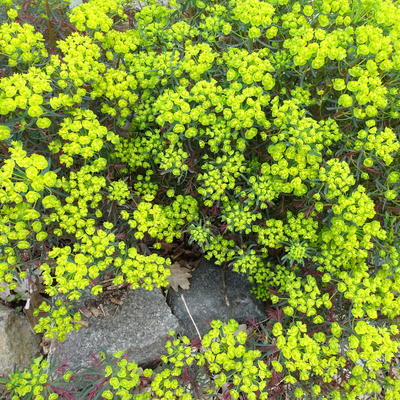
top-left (167, 262), bottom-right (192, 291)
top-left (110, 297), bottom-right (123, 305)
top-left (89, 306), bottom-right (102, 318)
top-left (78, 306), bottom-right (93, 319)
top-left (79, 319), bottom-right (90, 328)
top-left (41, 337), bottom-right (52, 355)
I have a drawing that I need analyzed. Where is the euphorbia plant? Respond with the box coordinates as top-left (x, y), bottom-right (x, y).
top-left (0, 0), bottom-right (399, 398)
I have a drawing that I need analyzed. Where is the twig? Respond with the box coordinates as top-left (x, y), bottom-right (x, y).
top-left (99, 304), bottom-right (105, 317)
top-left (180, 294), bottom-right (201, 340)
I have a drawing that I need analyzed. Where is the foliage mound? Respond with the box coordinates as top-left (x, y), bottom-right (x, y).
top-left (0, 0), bottom-right (399, 399)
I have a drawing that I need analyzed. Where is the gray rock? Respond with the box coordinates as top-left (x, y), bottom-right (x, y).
top-left (168, 259), bottom-right (265, 339)
top-left (68, 0), bottom-right (83, 10)
top-left (0, 303), bottom-right (40, 377)
top-left (50, 289), bottom-right (179, 369)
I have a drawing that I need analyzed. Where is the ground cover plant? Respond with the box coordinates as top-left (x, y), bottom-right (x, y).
top-left (0, 0), bottom-right (399, 398)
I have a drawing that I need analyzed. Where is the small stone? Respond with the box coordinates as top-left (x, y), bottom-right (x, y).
top-left (0, 303), bottom-right (40, 377)
top-left (50, 289), bottom-right (179, 369)
top-left (168, 259), bottom-right (265, 338)
top-left (69, 0), bottom-right (83, 10)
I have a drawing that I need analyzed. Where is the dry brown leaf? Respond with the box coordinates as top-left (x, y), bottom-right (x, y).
top-left (40, 337), bottom-right (51, 355)
top-left (167, 262), bottom-right (192, 291)
top-left (79, 306), bottom-right (93, 319)
top-left (79, 319), bottom-right (90, 328)
top-left (89, 306), bottom-right (102, 318)
top-left (110, 297), bottom-right (123, 305)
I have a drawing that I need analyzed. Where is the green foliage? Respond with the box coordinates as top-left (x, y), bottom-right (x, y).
top-left (0, 0), bottom-right (399, 398)
top-left (1, 356), bottom-right (58, 400)
top-left (3, 319), bottom-right (399, 399)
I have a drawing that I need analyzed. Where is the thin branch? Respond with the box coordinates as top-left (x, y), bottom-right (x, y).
top-left (180, 293), bottom-right (202, 340)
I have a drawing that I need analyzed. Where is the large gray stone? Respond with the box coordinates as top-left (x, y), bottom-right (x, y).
top-left (168, 259), bottom-right (265, 338)
top-left (0, 303), bottom-right (40, 377)
top-left (50, 289), bottom-right (179, 369)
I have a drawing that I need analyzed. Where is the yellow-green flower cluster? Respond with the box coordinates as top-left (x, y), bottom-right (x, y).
top-left (108, 180), bottom-right (131, 205)
top-left (272, 320), bottom-right (347, 387)
top-left (69, 0), bottom-right (126, 32)
top-left (44, 159), bottom-right (107, 236)
top-left (98, 28), bottom-right (141, 60)
top-left (197, 153), bottom-right (246, 206)
top-left (385, 171), bottom-right (400, 201)
top-left (135, 3), bottom-right (175, 45)
top-left (113, 132), bottom-right (163, 172)
top-left (249, 262), bottom-right (331, 317)
top-left (355, 121), bottom-right (400, 166)
top-left (334, 262), bottom-right (400, 319)
top-left (282, 241), bottom-right (310, 266)
top-left (342, 321), bottom-right (399, 400)
top-left (345, 66), bottom-right (388, 118)
top-left (230, 0), bottom-right (275, 31)
top-left (315, 217), bottom-right (387, 274)
top-left (285, 25), bottom-right (353, 69)
top-left (113, 246), bottom-right (171, 290)
top-left (249, 262), bottom-right (291, 301)
top-left (282, 275), bottom-right (332, 317)
top-left (161, 20), bottom-right (198, 43)
top-left (0, 142), bottom-right (57, 290)
top-left (221, 202), bottom-right (262, 234)
top-left (247, 163), bottom-right (283, 206)
top-left (253, 219), bottom-right (286, 250)
top-left (223, 48), bottom-right (275, 89)
top-left (0, 125), bottom-right (10, 141)
top-left (0, 23), bottom-right (47, 67)
top-left (52, 33), bottom-right (103, 100)
top-left (4, 356), bottom-right (59, 400)
top-left (94, 68), bottom-right (138, 123)
top-left (332, 185), bottom-right (375, 226)
top-left (246, 99), bottom-right (343, 206)
top-left (284, 211), bottom-right (319, 243)
top-left (253, 212), bottom-right (318, 258)
top-left (319, 158), bottom-right (356, 199)
top-left (197, 319), bottom-right (270, 400)
top-left (49, 109), bottom-right (119, 166)
top-left (123, 195), bottom-right (198, 242)
top-left (151, 335), bottom-right (194, 400)
top-left (158, 143), bottom-right (189, 176)
top-left (204, 235), bottom-right (237, 265)
top-left (133, 170), bottom-right (158, 201)
top-left (187, 222), bottom-right (212, 247)
top-left (124, 49), bottom-right (181, 94)
top-left (100, 350), bottom-right (151, 400)
top-left (178, 43), bottom-right (216, 81)
top-left (197, 4), bottom-right (230, 42)
top-left (40, 225), bottom-right (116, 299)
top-left (33, 299), bottom-right (82, 341)
top-left (0, 67), bottom-right (51, 117)
top-left (231, 249), bottom-right (262, 274)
